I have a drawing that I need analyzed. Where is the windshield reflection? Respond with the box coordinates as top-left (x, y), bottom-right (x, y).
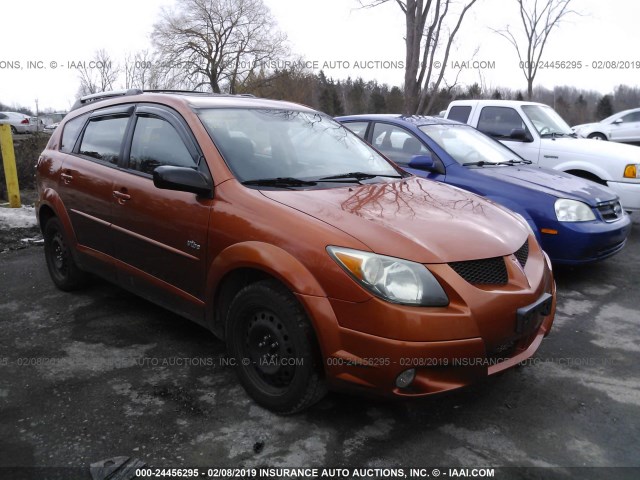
top-left (521, 105), bottom-right (573, 136)
top-left (197, 108), bottom-right (400, 186)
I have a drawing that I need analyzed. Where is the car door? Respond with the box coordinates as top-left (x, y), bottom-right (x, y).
top-left (369, 122), bottom-right (446, 181)
top-left (108, 105), bottom-right (212, 320)
top-left (476, 106), bottom-right (541, 164)
top-left (57, 107), bottom-right (133, 281)
top-left (610, 111), bottom-right (640, 142)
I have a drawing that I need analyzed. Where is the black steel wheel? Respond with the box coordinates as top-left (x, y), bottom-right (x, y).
top-left (227, 279), bottom-right (326, 414)
top-left (43, 217), bottom-right (87, 291)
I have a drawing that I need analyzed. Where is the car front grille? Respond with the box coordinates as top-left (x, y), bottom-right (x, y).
top-left (597, 200), bottom-right (624, 222)
top-left (514, 240), bottom-right (529, 268)
top-left (449, 256), bottom-right (508, 286)
top-left (449, 240), bottom-right (530, 286)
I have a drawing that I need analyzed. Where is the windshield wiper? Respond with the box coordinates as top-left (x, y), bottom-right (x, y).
top-left (504, 159), bottom-right (532, 165)
top-left (462, 160), bottom-right (502, 167)
top-left (242, 177), bottom-right (318, 189)
top-left (318, 171), bottom-right (404, 182)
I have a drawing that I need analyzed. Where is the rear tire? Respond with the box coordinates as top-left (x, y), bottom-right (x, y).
top-left (10, 126), bottom-right (17, 135)
top-left (227, 279), bottom-right (327, 414)
top-left (43, 217), bottom-right (87, 291)
top-left (588, 132), bottom-right (607, 141)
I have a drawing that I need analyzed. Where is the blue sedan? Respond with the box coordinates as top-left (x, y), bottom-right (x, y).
top-left (336, 114), bottom-right (632, 264)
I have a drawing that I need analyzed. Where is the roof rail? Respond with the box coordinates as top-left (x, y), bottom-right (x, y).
top-left (143, 89), bottom-right (255, 98)
top-left (70, 88), bottom-right (258, 111)
top-left (71, 89), bottom-right (143, 111)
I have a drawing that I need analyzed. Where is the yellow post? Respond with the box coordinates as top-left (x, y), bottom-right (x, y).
top-left (0, 124), bottom-right (21, 208)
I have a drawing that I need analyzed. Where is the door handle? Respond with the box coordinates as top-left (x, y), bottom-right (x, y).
top-left (113, 190), bottom-right (131, 204)
top-left (60, 172), bottom-right (73, 184)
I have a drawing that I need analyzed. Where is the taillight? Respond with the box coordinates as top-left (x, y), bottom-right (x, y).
top-left (21, 118), bottom-right (29, 124)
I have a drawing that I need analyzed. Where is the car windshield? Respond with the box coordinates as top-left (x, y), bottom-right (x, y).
top-left (419, 124), bottom-right (521, 165)
top-left (521, 105), bottom-right (573, 136)
top-left (197, 108), bottom-right (402, 186)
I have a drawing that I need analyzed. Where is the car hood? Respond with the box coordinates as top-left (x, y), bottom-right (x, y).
top-left (260, 177), bottom-right (528, 263)
top-left (573, 123), bottom-right (597, 130)
top-left (475, 165), bottom-right (618, 206)
top-left (541, 136), bottom-right (639, 160)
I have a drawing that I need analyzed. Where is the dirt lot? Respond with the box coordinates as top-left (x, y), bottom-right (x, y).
top-left (0, 215), bottom-right (638, 480)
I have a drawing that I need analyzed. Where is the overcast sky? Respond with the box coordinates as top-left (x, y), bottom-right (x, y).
top-left (1, 0), bottom-right (639, 112)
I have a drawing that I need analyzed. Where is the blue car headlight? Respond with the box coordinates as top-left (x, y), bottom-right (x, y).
top-left (554, 199), bottom-right (596, 222)
top-left (327, 246), bottom-right (449, 306)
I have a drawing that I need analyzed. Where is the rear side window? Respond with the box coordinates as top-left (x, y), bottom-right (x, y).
top-left (79, 116), bottom-right (129, 164)
top-left (343, 121), bottom-right (369, 139)
top-left (477, 107), bottom-right (526, 137)
top-left (448, 106), bottom-right (471, 123)
top-left (60, 114), bottom-right (87, 153)
top-left (129, 116), bottom-right (196, 175)
top-left (621, 111), bottom-right (640, 123)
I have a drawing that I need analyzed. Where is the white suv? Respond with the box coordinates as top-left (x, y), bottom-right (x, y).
top-left (445, 100), bottom-right (640, 212)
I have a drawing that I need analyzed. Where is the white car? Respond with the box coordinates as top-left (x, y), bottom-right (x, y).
top-left (444, 99), bottom-right (640, 212)
top-left (573, 108), bottom-right (640, 142)
top-left (0, 111), bottom-right (35, 134)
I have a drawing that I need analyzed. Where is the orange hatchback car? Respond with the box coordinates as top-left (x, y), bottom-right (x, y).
top-left (36, 90), bottom-right (556, 413)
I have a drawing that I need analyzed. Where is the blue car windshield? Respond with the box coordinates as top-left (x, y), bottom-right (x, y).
top-left (197, 108), bottom-right (401, 184)
top-left (420, 124), bottom-right (519, 165)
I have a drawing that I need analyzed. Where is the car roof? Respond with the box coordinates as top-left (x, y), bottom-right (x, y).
top-left (336, 114), bottom-right (463, 127)
top-left (448, 99), bottom-right (547, 108)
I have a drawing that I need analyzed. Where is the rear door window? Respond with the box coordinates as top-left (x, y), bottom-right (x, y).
top-left (78, 116), bottom-right (130, 164)
top-left (477, 107), bottom-right (527, 138)
top-left (342, 121), bottom-right (369, 139)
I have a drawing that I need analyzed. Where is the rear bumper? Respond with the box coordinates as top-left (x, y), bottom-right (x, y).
top-left (607, 181), bottom-right (640, 212)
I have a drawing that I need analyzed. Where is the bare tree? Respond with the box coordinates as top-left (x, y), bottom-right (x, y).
top-left (77, 49), bottom-right (120, 96)
top-left (493, 0), bottom-right (577, 100)
top-left (358, 0), bottom-right (479, 115)
top-left (151, 0), bottom-right (288, 94)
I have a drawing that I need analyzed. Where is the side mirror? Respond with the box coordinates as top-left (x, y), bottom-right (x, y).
top-left (408, 154), bottom-right (435, 171)
top-left (509, 128), bottom-right (533, 142)
top-left (153, 165), bottom-right (213, 198)
top-left (613, 118), bottom-right (623, 125)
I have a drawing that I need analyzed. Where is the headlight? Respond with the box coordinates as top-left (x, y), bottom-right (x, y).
top-left (327, 246), bottom-right (449, 306)
top-left (554, 199), bottom-right (596, 222)
top-left (624, 164), bottom-right (640, 178)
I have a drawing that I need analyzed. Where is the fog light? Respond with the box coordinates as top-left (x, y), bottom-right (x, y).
top-left (395, 368), bottom-right (416, 388)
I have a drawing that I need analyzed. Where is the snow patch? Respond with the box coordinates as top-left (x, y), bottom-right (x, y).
top-left (0, 205), bottom-right (38, 229)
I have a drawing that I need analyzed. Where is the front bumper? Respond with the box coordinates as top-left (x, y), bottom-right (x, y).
top-left (540, 215), bottom-right (632, 265)
top-left (606, 180), bottom-right (640, 213)
top-left (297, 238), bottom-right (556, 397)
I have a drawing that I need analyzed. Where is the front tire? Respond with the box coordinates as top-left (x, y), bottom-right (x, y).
top-left (227, 279), bottom-right (327, 414)
top-left (43, 217), bottom-right (87, 291)
top-left (588, 132), bottom-right (607, 140)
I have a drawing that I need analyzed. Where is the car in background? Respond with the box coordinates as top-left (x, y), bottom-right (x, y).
top-left (36, 89), bottom-right (556, 413)
top-left (337, 114), bottom-right (631, 265)
top-left (443, 100), bottom-right (640, 213)
top-left (573, 108), bottom-right (640, 142)
top-left (44, 122), bottom-right (59, 132)
top-left (0, 111), bottom-right (34, 134)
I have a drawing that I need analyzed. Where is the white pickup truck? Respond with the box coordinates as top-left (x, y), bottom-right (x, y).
top-left (444, 100), bottom-right (640, 212)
